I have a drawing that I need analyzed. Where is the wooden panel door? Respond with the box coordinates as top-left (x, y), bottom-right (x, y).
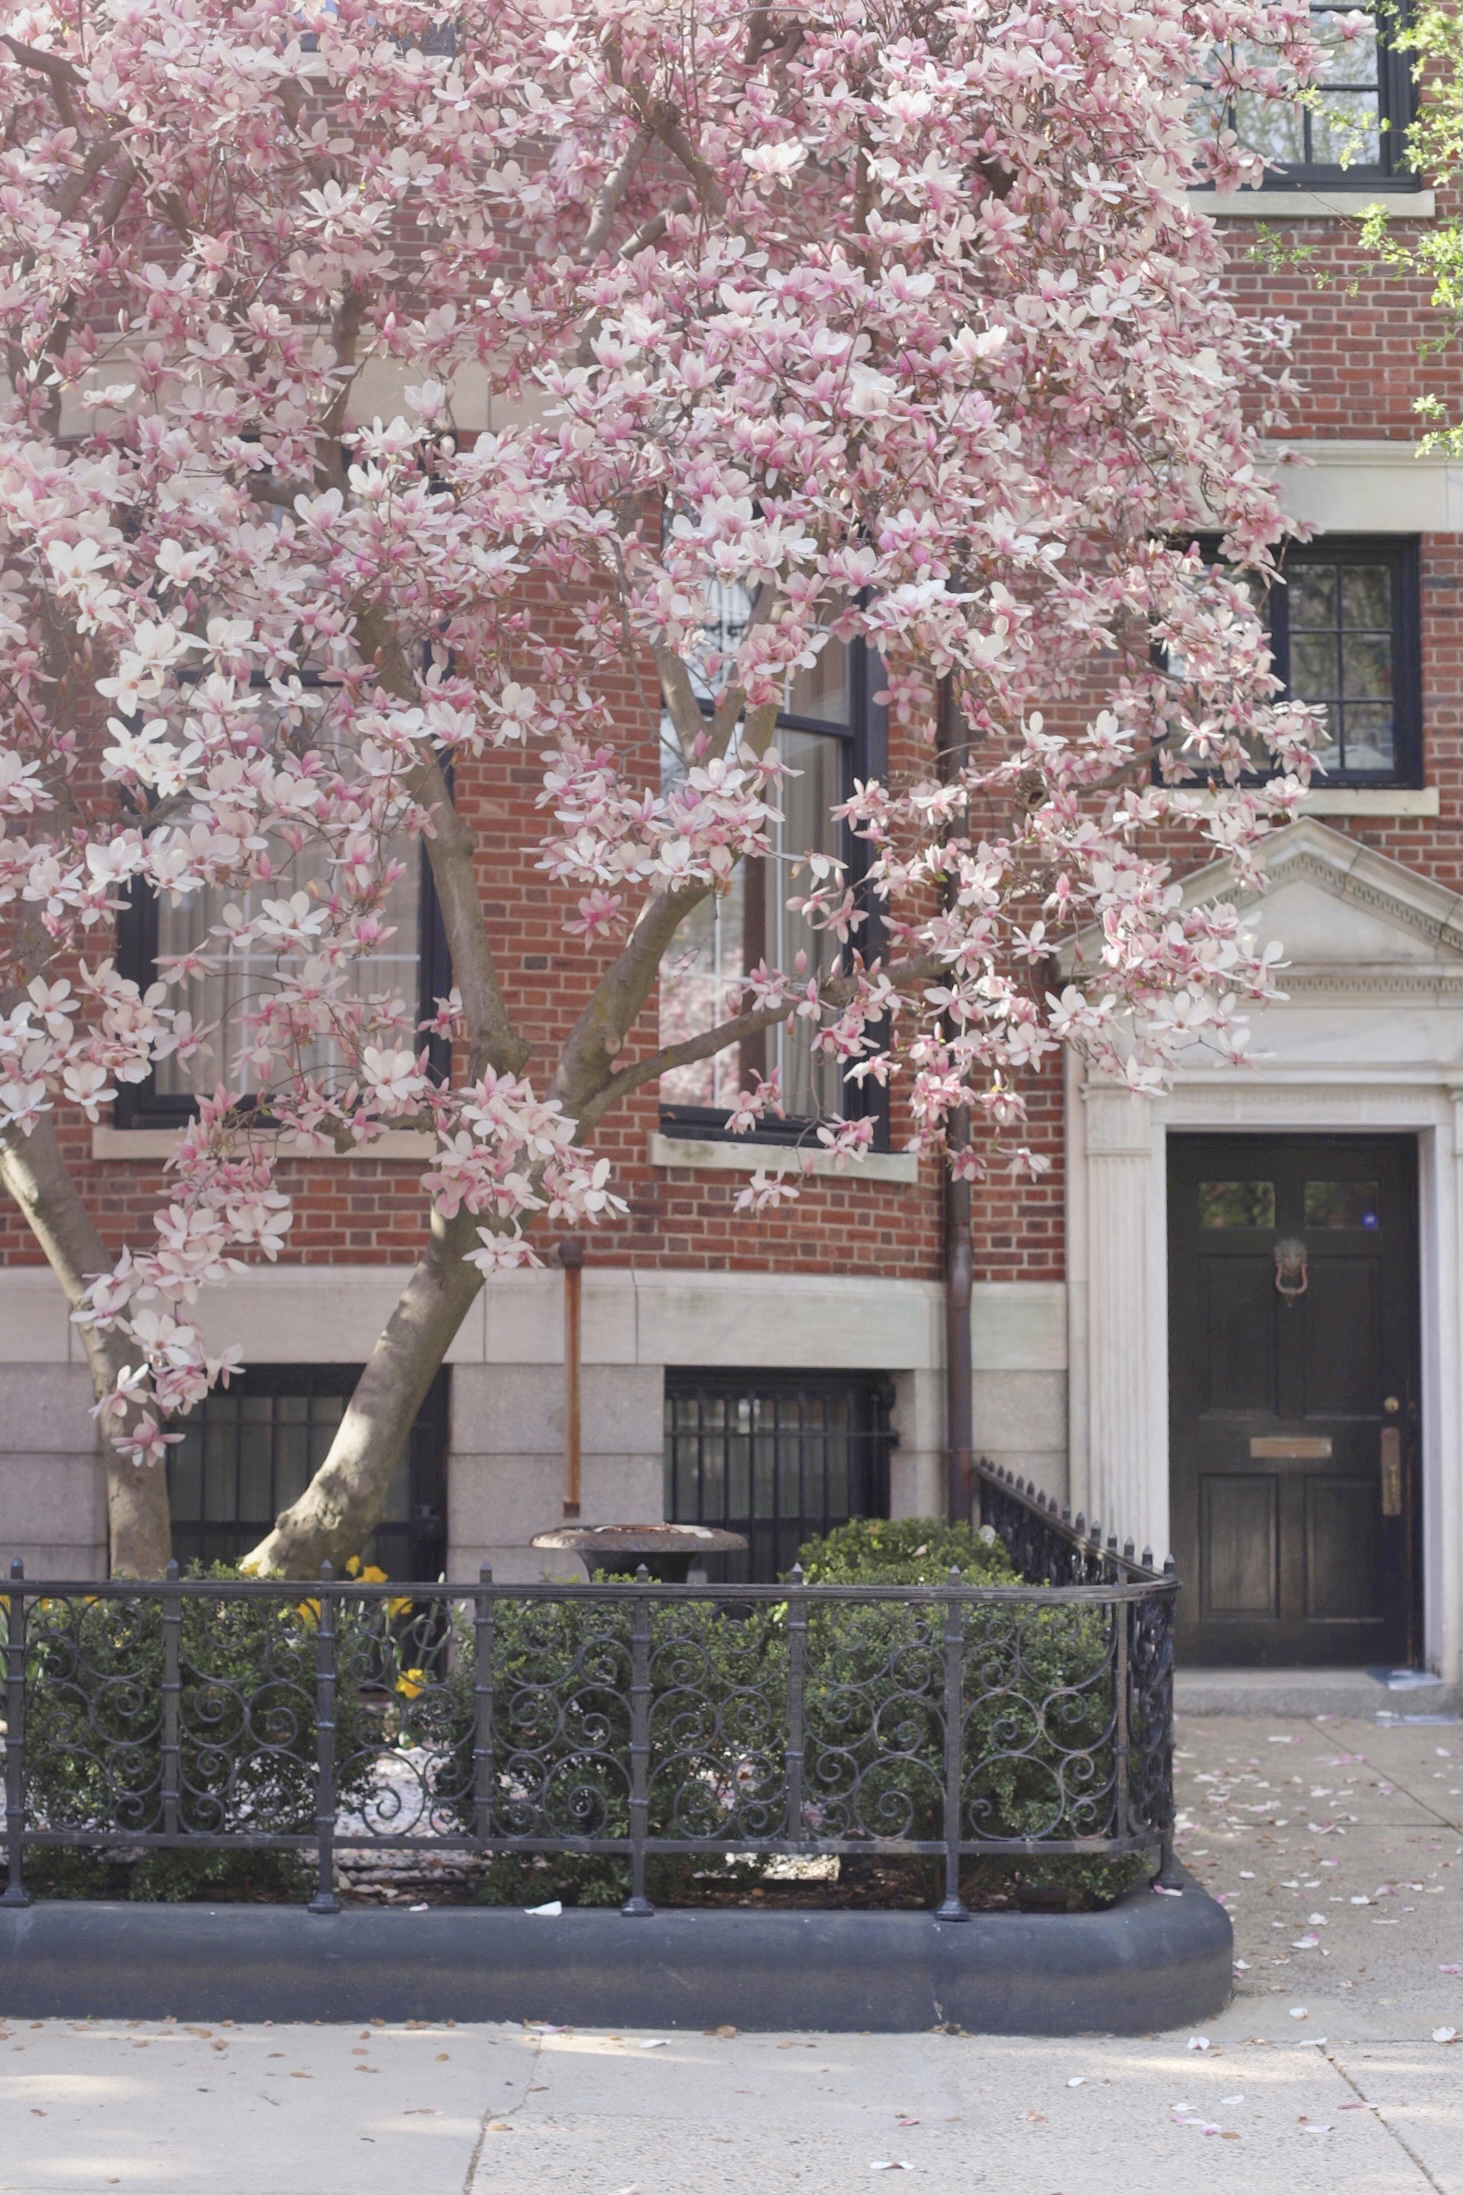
top-left (1168, 1136), bottom-right (1418, 1667)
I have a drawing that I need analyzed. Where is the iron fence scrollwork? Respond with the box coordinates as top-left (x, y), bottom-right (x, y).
top-left (0, 1464), bottom-right (1177, 1910)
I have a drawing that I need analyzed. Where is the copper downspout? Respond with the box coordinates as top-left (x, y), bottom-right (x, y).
top-left (560, 1239), bottom-right (584, 1518)
top-left (937, 675), bottom-right (973, 1526)
top-left (944, 1115), bottom-right (974, 1528)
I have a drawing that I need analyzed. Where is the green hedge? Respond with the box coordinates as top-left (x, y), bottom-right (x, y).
top-left (5, 1528), bottom-right (1155, 1910)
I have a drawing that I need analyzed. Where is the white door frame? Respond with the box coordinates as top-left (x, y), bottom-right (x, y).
top-left (1066, 1052), bottom-right (1463, 1680)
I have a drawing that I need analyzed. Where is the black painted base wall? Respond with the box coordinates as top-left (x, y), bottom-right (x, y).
top-left (0, 1869), bottom-right (1230, 2035)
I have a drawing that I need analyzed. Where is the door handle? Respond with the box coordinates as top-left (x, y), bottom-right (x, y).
top-left (1380, 1426), bottom-right (1403, 1517)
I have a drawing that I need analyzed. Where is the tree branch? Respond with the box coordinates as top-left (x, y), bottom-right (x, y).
top-left (619, 189), bottom-right (692, 260)
top-left (2, 34), bottom-right (83, 129)
top-left (579, 123), bottom-right (654, 262)
top-left (0, 1116), bottom-right (170, 1576)
top-left (574, 996), bottom-right (795, 1130)
top-left (353, 603), bottom-right (528, 1078)
top-left (653, 113), bottom-right (728, 218)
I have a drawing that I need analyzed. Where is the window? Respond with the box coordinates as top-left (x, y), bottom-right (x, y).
top-left (664, 1370), bottom-right (893, 1583)
top-left (1178, 536), bottom-right (1421, 787)
top-left (657, 589), bottom-right (887, 1144)
top-left (167, 1365), bottom-right (448, 1580)
top-left (1200, 2), bottom-right (1415, 188)
top-left (116, 830), bottom-right (451, 1129)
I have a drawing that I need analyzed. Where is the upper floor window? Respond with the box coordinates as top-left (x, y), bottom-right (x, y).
top-left (1180, 534), bottom-right (1421, 787)
top-left (1273, 538), bottom-right (1420, 781)
top-left (115, 685), bottom-right (450, 1129)
top-left (657, 589), bottom-right (887, 1145)
top-left (1201, 3), bottom-right (1415, 187)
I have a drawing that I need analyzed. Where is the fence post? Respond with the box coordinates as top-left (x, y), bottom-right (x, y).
top-left (784, 1565), bottom-right (807, 1845)
top-left (161, 1559), bottom-right (182, 1842)
top-left (1112, 1589), bottom-right (1130, 1850)
top-left (473, 1563), bottom-right (495, 1846)
top-left (935, 1568), bottom-right (969, 1921)
top-left (308, 1564), bottom-right (340, 1915)
top-left (621, 1567), bottom-right (654, 1916)
top-left (1, 1560), bottom-right (28, 1907)
top-left (1156, 1561), bottom-right (1179, 1885)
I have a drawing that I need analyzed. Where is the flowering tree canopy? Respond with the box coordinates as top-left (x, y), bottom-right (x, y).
top-left (1, 0), bottom-right (1318, 1575)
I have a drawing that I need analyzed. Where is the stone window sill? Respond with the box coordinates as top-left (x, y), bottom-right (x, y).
top-left (1299, 787), bottom-right (1439, 817)
top-left (92, 1127), bottom-right (436, 1162)
top-left (649, 1131), bottom-right (919, 1185)
top-left (1197, 189), bottom-right (1434, 220)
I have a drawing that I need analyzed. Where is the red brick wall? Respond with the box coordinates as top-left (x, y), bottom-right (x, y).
top-left (4, 207), bottom-right (1455, 1303)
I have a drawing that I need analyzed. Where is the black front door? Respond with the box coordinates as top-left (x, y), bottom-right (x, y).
top-left (1168, 1135), bottom-right (1419, 1667)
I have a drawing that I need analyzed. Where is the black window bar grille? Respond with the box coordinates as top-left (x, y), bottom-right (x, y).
top-left (167, 1365), bottom-right (448, 1582)
top-left (664, 1371), bottom-right (894, 1582)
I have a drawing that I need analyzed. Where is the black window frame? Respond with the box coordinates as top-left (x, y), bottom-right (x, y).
top-left (1173, 533), bottom-right (1422, 790)
top-left (657, 626), bottom-right (891, 1150)
top-left (1202, 2), bottom-right (1417, 192)
top-left (166, 1362), bottom-right (448, 1581)
top-left (114, 721), bottom-right (453, 1131)
top-left (663, 1368), bottom-right (894, 1583)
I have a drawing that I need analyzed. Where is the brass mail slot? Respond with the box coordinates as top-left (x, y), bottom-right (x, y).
top-left (1380, 1426), bottom-right (1403, 1517)
top-left (1249, 1434), bottom-right (1333, 1459)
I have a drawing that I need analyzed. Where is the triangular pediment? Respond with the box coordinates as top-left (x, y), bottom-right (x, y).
top-left (1176, 816), bottom-right (1463, 974)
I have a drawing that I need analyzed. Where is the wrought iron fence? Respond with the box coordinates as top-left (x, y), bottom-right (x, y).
top-left (1, 1464), bottom-right (1176, 1914)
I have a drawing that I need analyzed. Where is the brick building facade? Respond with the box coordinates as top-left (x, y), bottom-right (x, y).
top-left (2, 7), bottom-right (1459, 1685)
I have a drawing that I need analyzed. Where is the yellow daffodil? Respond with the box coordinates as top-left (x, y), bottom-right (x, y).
top-left (394, 1667), bottom-right (427, 1701)
top-left (294, 1598), bottom-right (321, 1627)
top-left (387, 1595), bottom-right (413, 1621)
top-left (361, 1564), bottom-right (388, 1585)
top-left (344, 1556), bottom-right (362, 1579)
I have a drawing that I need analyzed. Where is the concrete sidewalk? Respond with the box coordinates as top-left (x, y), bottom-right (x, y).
top-left (0, 1713), bottom-right (1458, 2195)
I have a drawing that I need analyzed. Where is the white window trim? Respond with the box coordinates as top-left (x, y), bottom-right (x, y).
top-left (1197, 189), bottom-right (1434, 219)
top-left (92, 1126), bottom-right (436, 1161)
top-left (649, 1131), bottom-right (918, 1185)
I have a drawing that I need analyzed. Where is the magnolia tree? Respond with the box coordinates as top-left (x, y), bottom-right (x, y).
top-left (0, 0), bottom-right (1319, 1578)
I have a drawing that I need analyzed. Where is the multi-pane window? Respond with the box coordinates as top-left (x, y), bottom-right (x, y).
top-left (1180, 536), bottom-right (1420, 786)
top-left (167, 1365), bottom-right (448, 1580)
top-left (1198, 3), bottom-right (1414, 186)
top-left (149, 838), bottom-right (425, 1103)
top-left (664, 1370), bottom-right (893, 1583)
top-left (657, 588), bottom-right (886, 1141)
top-left (1267, 540), bottom-right (1420, 782)
top-left (117, 832), bottom-right (449, 1128)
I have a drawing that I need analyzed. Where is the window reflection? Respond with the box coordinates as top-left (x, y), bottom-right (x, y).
top-left (658, 585), bottom-right (856, 1123)
top-left (154, 836), bottom-right (422, 1098)
top-left (1199, 1180), bottom-right (1277, 1229)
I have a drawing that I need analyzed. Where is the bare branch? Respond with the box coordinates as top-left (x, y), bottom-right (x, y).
top-left (90, 156), bottom-right (137, 235)
top-left (54, 137), bottom-right (117, 223)
top-left (318, 282), bottom-right (368, 490)
top-left (653, 113), bottom-right (728, 218)
top-left (575, 948), bottom-right (940, 1132)
top-left (1, 34), bottom-right (83, 130)
top-left (579, 123), bottom-right (654, 262)
top-left (353, 603), bottom-right (528, 1079)
top-left (653, 638), bottom-right (706, 758)
top-left (575, 997), bottom-right (794, 1130)
top-left (619, 188), bottom-right (692, 260)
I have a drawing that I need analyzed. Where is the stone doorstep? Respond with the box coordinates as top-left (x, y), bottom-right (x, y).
top-left (1175, 1665), bottom-right (1463, 1719)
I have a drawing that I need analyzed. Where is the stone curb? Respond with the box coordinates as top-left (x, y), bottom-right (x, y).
top-left (0, 1866), bottom-right (1230, 2034)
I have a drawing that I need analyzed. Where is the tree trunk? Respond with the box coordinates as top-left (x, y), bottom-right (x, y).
top-left (240, 1207), bottom-right (485, 1578)
top-left (0, 1119), bottom-right (173, 1577)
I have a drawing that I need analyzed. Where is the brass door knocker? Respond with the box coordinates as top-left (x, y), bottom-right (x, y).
top-left (1273, 1237), bottom-right (1309, 1302)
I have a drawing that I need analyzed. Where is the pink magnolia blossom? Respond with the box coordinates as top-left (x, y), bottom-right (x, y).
top-left (0, 0), bottom-right (1318, 1504)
